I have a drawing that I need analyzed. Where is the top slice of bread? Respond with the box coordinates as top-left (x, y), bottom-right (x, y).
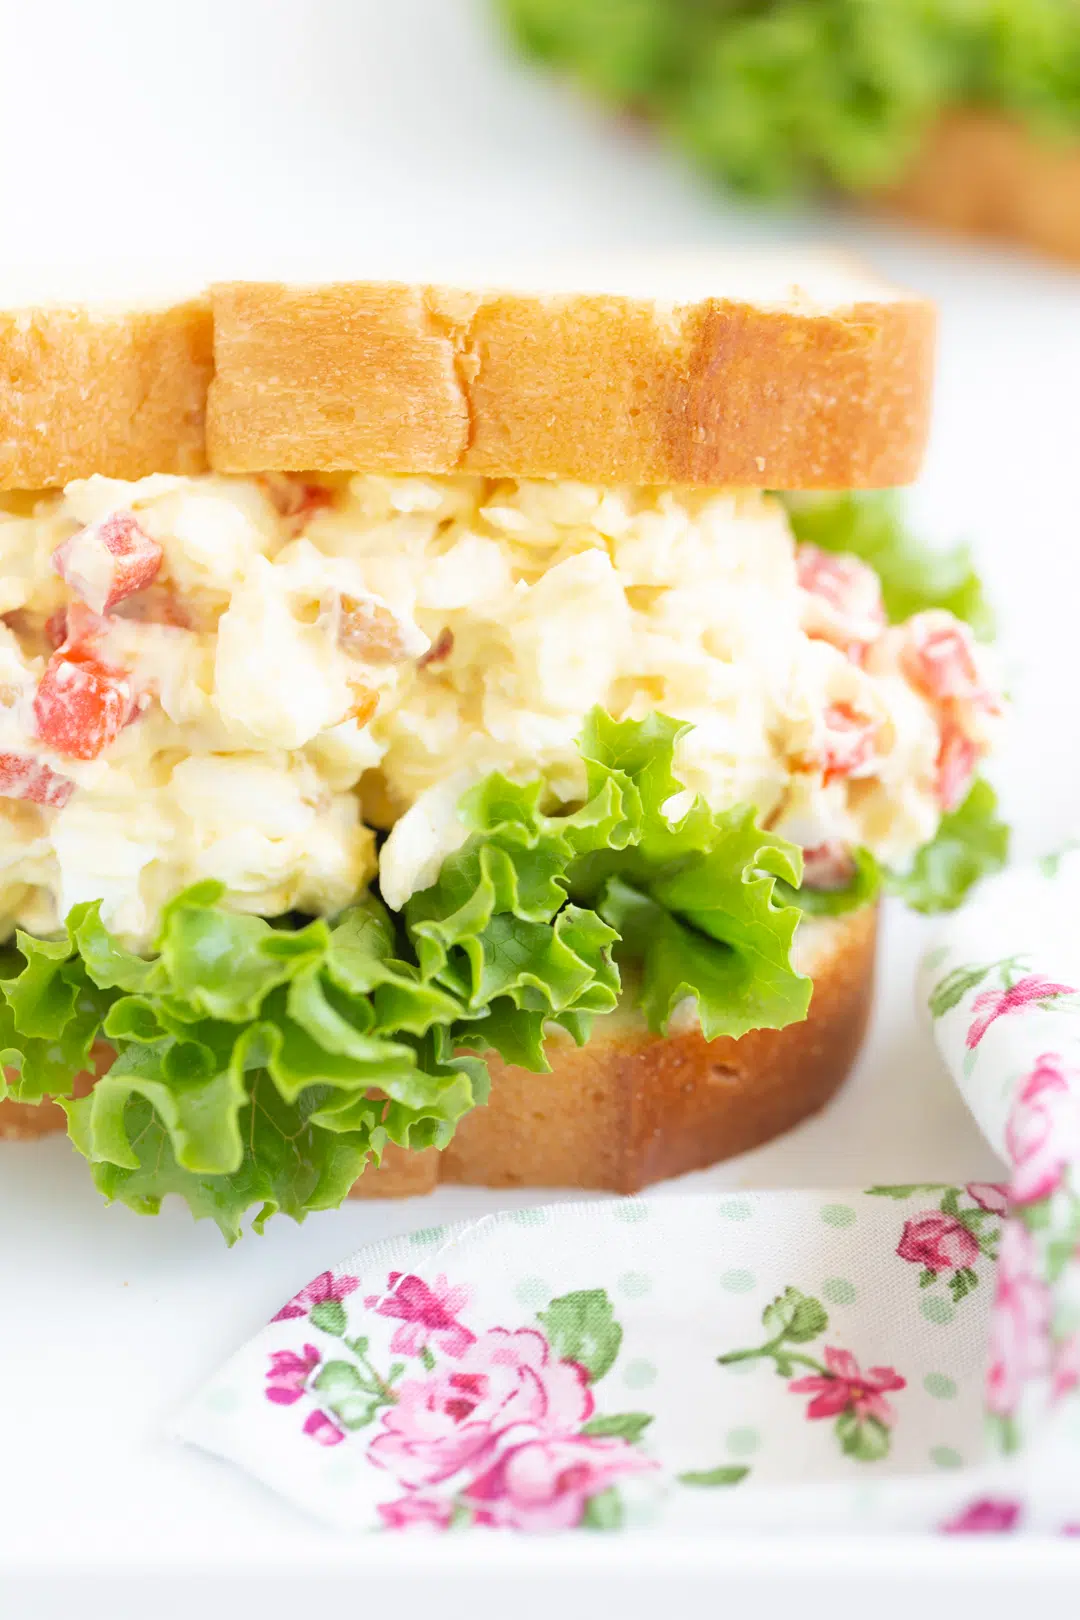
top-left (0, 254), bottom-right (935, 491)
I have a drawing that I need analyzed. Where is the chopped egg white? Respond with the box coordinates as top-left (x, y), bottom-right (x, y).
top-left (0, 472), bottom-right (1002, 948)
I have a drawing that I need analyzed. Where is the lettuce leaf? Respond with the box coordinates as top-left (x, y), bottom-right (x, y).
top-left (0, 700), bottom-right (999, 1238)
top-left (408, 709), bottom-right (810, 1045)
top-left (499, 0), bottom-right (1080, 200)
top-left (887, 779), bottom-right (1009, 914)
top-left (783, 492), bottom-right (994, 640)
top-left (2, 885), bottom-right (486, 1243)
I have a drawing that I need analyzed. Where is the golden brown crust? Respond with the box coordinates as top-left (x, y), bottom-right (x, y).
top-left (0, 270), bottom-right (933, 493)
top-left (0, 299), bottom-right (212, 489)
top-left (350, 906), bottom-right (877, 1199)
top-left (0, 1094), bottom-right (67, 1141)
top-left (878, 109), bottom-right (1080, 266)
top-left (207, 280), bottom-right (934, 490)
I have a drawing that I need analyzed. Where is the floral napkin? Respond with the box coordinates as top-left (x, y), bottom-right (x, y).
top-left (175, 851), bottom-right (1080, 1536)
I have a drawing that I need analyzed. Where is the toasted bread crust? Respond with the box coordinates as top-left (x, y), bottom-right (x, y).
top-left (0, 299), bottom-right (212, 488)
top-left (0, 270), bottom-right (933, 491)
top-left (0, 1094), bottom-right (67, 1141)
top-left (879, 109), bottom-right (1080, 266)
top-left (207, 281), bottom-right (933, 490)
top-left (350, 905), bottom-right (877, 1199)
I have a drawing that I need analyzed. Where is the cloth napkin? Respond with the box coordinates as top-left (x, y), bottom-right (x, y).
top-left (175, 851), bottom-right (1080, 1535)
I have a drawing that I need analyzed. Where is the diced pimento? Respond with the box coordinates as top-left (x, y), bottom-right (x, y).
top-left (898, 611), bottom-right (999, 714)
top-left (795, 544), bottom-right (886, 656)
top-left (0, 752), bottom-right (75, 809)
top-left (818, 702), bottom-right (879, 786)
top-left (44, 609), bottom-right (69, 650)
top-left (418, 627), bottom-right (454, 668)
top-left (52, 510), bottom-right (163, 615)
top-left (935, 723), bottom-right (979, 814)
top-left (33, 643), bottom-right (135, 761)
top-left (336, 593), bottom-right (424, 664)
top-left (261, 474), bottom-right (336, 532)
top-left (51, 602), bottom-right (112, 657)
top-left (801, 840), bottom-right (857, 891)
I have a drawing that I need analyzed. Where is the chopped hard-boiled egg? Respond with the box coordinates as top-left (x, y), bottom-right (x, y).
top-left (0, 472), bottom-right (1003, 948)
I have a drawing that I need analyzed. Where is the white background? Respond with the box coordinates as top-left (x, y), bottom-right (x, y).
top-left (1, 1), bottom-right (1079, 1613)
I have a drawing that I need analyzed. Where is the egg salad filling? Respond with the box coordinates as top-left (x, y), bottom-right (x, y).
top-left (0, 471), bottom-right (1007, 1238)
top-left (0, 471), bottom-right (1000, 948)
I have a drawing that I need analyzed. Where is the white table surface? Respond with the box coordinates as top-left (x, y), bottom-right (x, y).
top-left (2, 1), bottom-right (1080, 1613)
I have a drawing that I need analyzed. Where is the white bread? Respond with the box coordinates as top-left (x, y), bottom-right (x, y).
top-left (0, 297), bottom-right (212, 488)
top-left (879, 109), bottom-right (1080, 266)
top-left (351, 906), bottom-right (877, 1198)
top-left (0, 256), bottom-right (934, 491)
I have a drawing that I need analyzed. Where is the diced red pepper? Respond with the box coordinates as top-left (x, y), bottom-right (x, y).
top-left (801, 841), bottom-right (857, 891)
top-left (0, 752), bottom-right (74, 809)
top-left (795, 544), bottom-right (885, 657)
top-left (935, 723), bottom-right (978, 813)
top-left (33, 647), bottom-right (134, 760)
top-left (44, 608), bottom-right (69, 650)
top-left (819, 702), bottom-right (878, 786)
top-left (52, 510), bottom-right (163, 614)
top-left (899, 611), bottom-right (997, 711)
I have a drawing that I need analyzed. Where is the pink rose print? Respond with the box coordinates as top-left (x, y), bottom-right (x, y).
top-left (377, 1495), bottom-right (456, 1532)
top-left (364, 1272), bottom-right (475, 1360)
top-left (966, 1182), bottom-right (1009, 1217)
top-left (302, 1409), bottom-right (346, 1447)
top-left (368, 1326), bottom-right (593, 1489)
top-left (265, 1344), bottom-right (320, 1406)
top-left (263, 1275), bottom-right (659, 1532)
top-left (717, 1286), bottom-right (904, 1462)
top-left (986, 1221), bottom-right (1051, 1419)
top-left (1006, 1053), bottom-right (1080, 1206)
top-left (790, 1347), bottom-right (905, 1428)
top-left (942, 1498), bottom-right (1022, 1535)
top-left (464, 1433), bottom-right (657, 1533)
top-left (897, 1212), bottom-right (980, 1274)
top-left (272, 1270), bottom-right (360, 1323)
top-left (872, 1186), bottom-right (997, 1305)
top-left (966, 977), bottom-right (1075, 1050)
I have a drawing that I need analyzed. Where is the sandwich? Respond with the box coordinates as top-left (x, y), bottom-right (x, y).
top-left (0, 262), bottom-right (1006, 1239)
top-left (499, 0), bottom-right (1080, 267)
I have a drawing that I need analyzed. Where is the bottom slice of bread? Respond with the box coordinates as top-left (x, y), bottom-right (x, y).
top-left (0, 908), bottom-right (876, 1192)
top-left (878, 108), bottom-right (1080, 266)
top-left (351, 905), bottom-right (877, 1199)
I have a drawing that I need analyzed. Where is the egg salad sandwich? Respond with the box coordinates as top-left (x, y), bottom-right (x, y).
top-left (0, 261), bottom-right (1006, 1238)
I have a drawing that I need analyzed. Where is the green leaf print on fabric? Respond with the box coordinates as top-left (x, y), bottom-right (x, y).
top-left (581, 1412), bottom-right (654, 1443)
top-left (678, 1465), bottom-right (751, 1487)
top-left (537, 1289), bottom-right (623, 1383)
top-left (717, 1287), bottom-right (906, 1463)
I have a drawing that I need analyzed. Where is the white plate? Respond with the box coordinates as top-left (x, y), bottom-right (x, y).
top-left (2, 2), bottom-right (1080, 1613)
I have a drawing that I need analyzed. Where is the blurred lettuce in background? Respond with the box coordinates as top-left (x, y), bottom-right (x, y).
top-left (498, 0), bottom-right (1080, 198)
